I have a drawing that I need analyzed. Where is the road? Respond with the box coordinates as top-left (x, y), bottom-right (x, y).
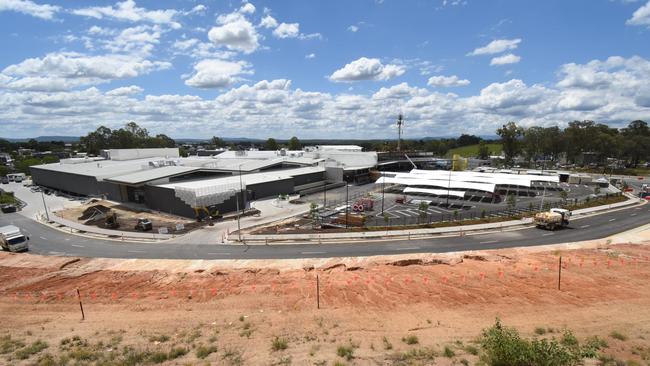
top-left (1, 201), bottom-right (649, 260)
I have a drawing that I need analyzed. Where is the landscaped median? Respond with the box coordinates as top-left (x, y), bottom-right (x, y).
top-left (234, 194), bottom-right (637, 243)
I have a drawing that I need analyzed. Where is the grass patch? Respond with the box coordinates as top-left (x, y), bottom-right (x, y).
top-left (382, 336), bottom-right (393, 350)
top-left (196, 344), bottom-right (218, 359)
top-left (480, 319), bottom-right (587, 366)
top-left (336, 345), bottom-right (355, 360)
top-left (148, 334), bottom-right (170, 343)
top-left (464, 344), bottom-right (479, 355)
top-left (271, 337), bottom-right (288, 352)
top-left (388, 347), bottom-right (438, 363)
top-left (168, 347), bottom-right (188, 359)
top-left (610, 331), bottom-right (628, 341)
top-left (0, 335), bottom-right (25, 354)
top-left (14, 340), bottom-right (48, 359)
top-left (402, 335), bottom-right (419, 345)
top-left (222, 348), bottom-right (244, 365)
top-left (534, 327), bottom-right (547, 335)
top-left (443, 345), bottom-right (455, 358)
top-left (239, 322), bottom-right (254, 338)
top-left (447, 143), bottom-right (502, 158)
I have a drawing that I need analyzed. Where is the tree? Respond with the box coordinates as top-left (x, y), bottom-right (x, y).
top-left (265, 138), bottom-right (279, 151)
top-left (211, 136), bottom-right (226, 148)
top-left (497, 122), bottom-right (524, 165)
top-left (457, 134), bottom-right (481, 147)
top-left (506, 194), bottom-right (516, 211)
top-left (477, 141), bottom-right (490, 160)
top-left (287, 136), bottom-right (301, 150)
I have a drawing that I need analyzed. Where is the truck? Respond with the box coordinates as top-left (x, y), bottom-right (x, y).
top-left (0, 225), bottom-right (29, 252)
top-left (533, 208), bottom-right (571, 230)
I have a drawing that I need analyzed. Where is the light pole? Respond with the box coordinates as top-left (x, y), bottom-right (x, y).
top-left (323, 180), bottom-right (327, 208)
top-left (237, 164), bottom-right (244, 242)
top-left (446, 167), bottom-right (452, 207)
top-left (40, 190), bottom-right (50, 222)
top-left (345, 183), bottom-right (349, 229)
top-left (381, 174), bottom-right (385, 214)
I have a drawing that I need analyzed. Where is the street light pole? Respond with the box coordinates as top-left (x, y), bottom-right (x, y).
top-left (40, 190), bottom-right (50, 222)
top-left (237, 165), bottom-right (244, 242)
top-left (446, 168), bottom-right (452, 207)
top-left (345, 183), bottom-right (349, 229)
top-left (381, 175), bottom-right (385, 214)
top-left (323, 180), bottom-right (327, 208)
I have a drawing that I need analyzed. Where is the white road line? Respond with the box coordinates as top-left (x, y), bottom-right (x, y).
top-left (127, 250), bottom-right (145, 253)
top-left (395, 246), bottom-right (420, 250)
top-left (609, 218), bottom-right (616, 222)
top-left (39, 236), bottom-right (47, 240)
top-left (635, 207), bottom-right (642, 210)
top-left (70, 244), bottom-right (85, 248)
top-left (580, 225), bottom-right (591, 229)
top-left (207, 252), bottom-right (231, 255)
top-left (48, 251), bottom-right (65, 255)
top-left (542, 233), bottom-right (554, 236)
top-left (631, 213), bottom-right (637, 216)
top-left (301, 251), bottom-right (326, 255)
top-left (479, 240), bottom-right (498, 244)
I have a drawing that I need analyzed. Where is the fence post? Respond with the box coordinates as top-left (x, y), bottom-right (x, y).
top-left (558, 256), bottom-right (562, 291)
top-left (316, 275), bottom-right (320, 309)
top-left (76, 289), bottom-right (85, 321)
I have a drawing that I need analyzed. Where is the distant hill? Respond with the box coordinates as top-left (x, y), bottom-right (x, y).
top-left (1, 136), bottom-right (81, 143)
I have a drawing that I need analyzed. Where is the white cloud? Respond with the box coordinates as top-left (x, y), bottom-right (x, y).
top-left (1, 52), bottom-right (170, 91)
top-left (184, 59), bottom-right (253, 88)
top-left (208, 13), bottom-right (259, 53)
top-left (490, 53), bottom-right (521, 66)
top-left (104, 25), bottom-right (161, 56)
top-left (106, 85), bottom-right (143, 96)
top-left (305, 53), bottom-right (316, 59)
top-left (329, 57), bottom-right (406, 82)
top-left (259, 14), bottom-right (278, 28)
top-left (468, 38), bottom-right (521, 56)
top-left (627, 0), bottom-right (650, 26)
top-left (427, 75), bottom-right (470, 87)
top-left (2, 56), bottom-right (650, 139)
top-left (273, 22), bottom-right (300, 38)
top-left (72, 0), bottom-right (181, 29)
top-left (348, 25), bottom-right (359, 32)
top-left (0, 0), bottom-right (59, 20)
top-left (185, 4), bottom-right (206, 15)
top-left (239, 2), bottom-right (255, 14)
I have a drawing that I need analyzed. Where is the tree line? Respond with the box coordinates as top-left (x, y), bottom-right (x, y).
top-left (81, 122), bottom-right (176, 155)
top-left (497, 120), bottom-right (650, 167)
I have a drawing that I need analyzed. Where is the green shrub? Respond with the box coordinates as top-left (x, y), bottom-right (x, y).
top-left (479, 319), bottom-right (582, 366)
top-left (464, 344), bottom-right (479, 355)
top-left (336, 345), bottom-right (354, 360)
top-left (534, 327), bottom-right (547, 335)
top-left (148, 334), bottom-right (170, 343)
top-left (402, 335), bottom-right (419, 345)
top-left (0, 335), bottom-right (25, 354)
top-left (15, 340), bottom-right (48, 359)
top-left (610, 331), bottom-right (628, 341)
top-left (388, 347), bottom-right (438, 363)
top-left (443, 345), bottom-right (455, 358)
top-left (271, 337), bottom-right (288, 352)
top-left (196, 344), bottom-right (218, 359)
top-left (148, 351), bottom-right (168, 364)
top-left (168, 347), bottom-right (188, 359)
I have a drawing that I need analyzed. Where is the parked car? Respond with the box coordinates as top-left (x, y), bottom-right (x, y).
top-left (134, 218), bottom-right (153, 231)
top-left (1, 177), bottom-right (8, 184)
top-left (1, 204), bottom-right (17, 213)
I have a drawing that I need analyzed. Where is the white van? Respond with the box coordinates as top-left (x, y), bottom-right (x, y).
top-left (7, 173), bottom-right (26, 183)
top-left (0, 225), bottom-right (29, 252)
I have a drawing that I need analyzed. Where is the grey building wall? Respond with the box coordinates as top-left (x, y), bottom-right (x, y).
top-left (143, 185), bottom-right (196, 218)
top-left (292, 171), bottom-right (325, 187)
top-left (30, 167), bottom-right (100, 196)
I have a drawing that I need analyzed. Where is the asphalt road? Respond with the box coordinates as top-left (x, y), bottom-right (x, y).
top-left (1, 201), bottom-right (649, 260)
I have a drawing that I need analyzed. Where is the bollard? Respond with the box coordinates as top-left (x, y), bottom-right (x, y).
top-left (558, 256), bottom-right (562, 291)
top-left (316, 275), bottom-right (320, 309)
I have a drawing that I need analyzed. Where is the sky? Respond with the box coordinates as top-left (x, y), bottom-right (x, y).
top-left (0, 0), bottom-right (649, 140)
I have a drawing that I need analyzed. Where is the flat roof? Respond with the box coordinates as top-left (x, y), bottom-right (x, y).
top-left (106, 166), bottom-right (200, 185)
top-left (157, 166), bottom-right (325, 191)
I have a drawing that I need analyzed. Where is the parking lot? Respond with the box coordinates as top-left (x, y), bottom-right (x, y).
top-left (299, 180), bottom-right (606, 227)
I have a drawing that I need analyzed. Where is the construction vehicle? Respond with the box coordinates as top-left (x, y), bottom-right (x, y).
top-left (0, 225), bottom-right (29, 252)
top-left (134, 218), bottom-right (153, 231)
top-left (533, 208), bottom-right (571, 230)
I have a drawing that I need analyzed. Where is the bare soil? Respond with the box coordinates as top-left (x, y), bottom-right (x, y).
top-left (55, 199), bottom-right (200, 234)
top-left (1, 243), bottom-right (650, 365)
